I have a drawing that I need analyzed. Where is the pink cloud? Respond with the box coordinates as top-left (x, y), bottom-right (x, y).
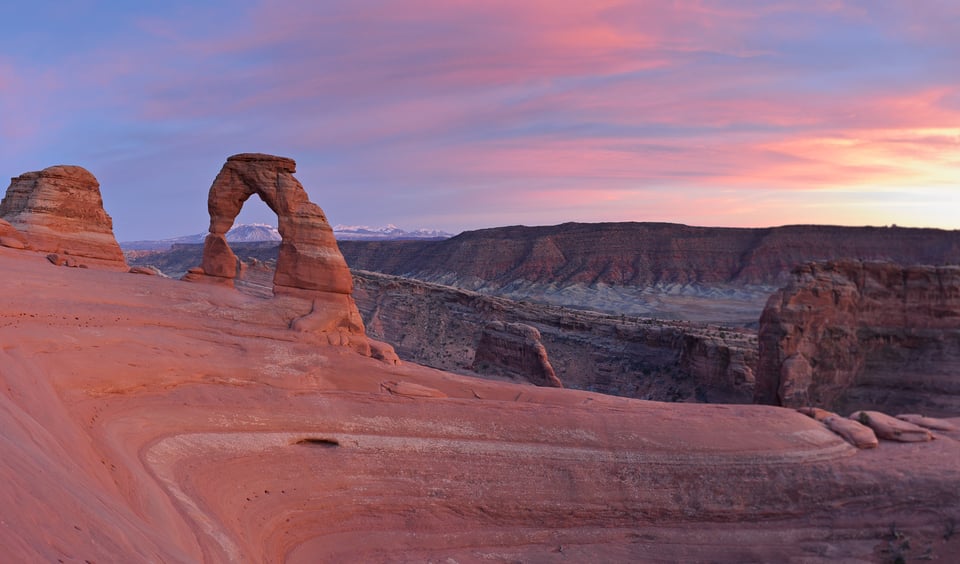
top-left (7, 0), bottom-right (960, 236)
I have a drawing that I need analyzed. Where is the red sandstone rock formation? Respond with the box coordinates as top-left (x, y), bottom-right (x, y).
top-left (183, 154), bottom-right (396, 361)
top-left (1, 247), bottom-right (958, 562)
top-left (0, 165), bottom-right (126, 269)
top-left (472, 321), bottom-right (563, 387)
top-left (0, 218), bottom-right (27, 249)
top-left (756, 260), bottom-right (960, 416)
top-left (898, 413), bottom-right (958, 432)
top-left (190, 153), bottom-right (352, 295)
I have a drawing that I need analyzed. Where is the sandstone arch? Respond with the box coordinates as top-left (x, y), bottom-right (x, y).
top-left (197, 153), bottom-right (352, 295)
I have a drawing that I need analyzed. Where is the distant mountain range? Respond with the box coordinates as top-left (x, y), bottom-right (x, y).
top-left (121, 223), bottom-right (453, 250)
top-left (332, 224), bottom-right (453, 241)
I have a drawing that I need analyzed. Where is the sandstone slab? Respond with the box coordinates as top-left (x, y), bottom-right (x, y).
top-left (0, 249), bottom-right (958, 562)
top-left (897, 414), bottom-right (958, 432)
top-left (823, 415), bottom-right (879, 449)
top-left (850, 410), bottom-right (934, 442)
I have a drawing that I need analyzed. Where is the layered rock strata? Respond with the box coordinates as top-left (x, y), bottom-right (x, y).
top-left (353, 270), bottom-right (757, 401)
top-left (339, 222), bottom-right (960, 322)
top-left (756, 260), bottom-right (960, 416)
top-left (0, 165), bottom-right (127, 269)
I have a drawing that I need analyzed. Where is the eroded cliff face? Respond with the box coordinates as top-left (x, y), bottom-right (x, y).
top-left (472, 321), bottom-right (563, 387)
top-left (756, 260), bottom-right (960, 416)
top-left (0, 165), bottom-right (127, 269)
top-left (353, 270), bottom-right (758, 402)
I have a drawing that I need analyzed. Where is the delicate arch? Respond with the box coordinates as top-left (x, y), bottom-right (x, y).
top-left (199, 153), bottom-right (352, 295)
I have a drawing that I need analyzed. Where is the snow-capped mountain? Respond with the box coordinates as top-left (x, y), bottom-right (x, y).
top-left (223, 223), bottom-right (282, 243)
top-left (122, 223), bottom-right (452, 250)
top-left (332, 224), bottom-right (453, 240)
top-left (121, 223), bottom-right (281, 250)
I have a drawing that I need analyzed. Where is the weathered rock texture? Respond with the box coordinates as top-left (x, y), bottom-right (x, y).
top-left (2, 246), bottom-right (959, 562)
top-left (340, 222), bottom-right (960, 322)
top-left (757, 260), bottom-right (960, 416)
top-left (353, 270), bottom-right (757, 402)
top-left (850, 410), bottom-right (934, 442)
top-left (0, 218), bottom-right (27, 249)
top-left (191, 153), bottom-right (352, 295)
top-left (184, 154), bottom-right (395, 361)
top-left (0, 165), bottom-right (126, 269)
top-left (472, 321), bottom-right (563, 387)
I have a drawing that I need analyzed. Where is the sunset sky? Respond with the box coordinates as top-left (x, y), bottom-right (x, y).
top-left (1, 1), bottom-right (958, 240)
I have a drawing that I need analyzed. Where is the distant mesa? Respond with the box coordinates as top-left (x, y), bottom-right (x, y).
top-left (0, 165), bottom-right (127, 270)
top-left (339, 221), bottom-right (960, 320)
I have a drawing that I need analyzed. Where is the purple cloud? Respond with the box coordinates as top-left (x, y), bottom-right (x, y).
top-left (0, 1), bottom-right (957, 239)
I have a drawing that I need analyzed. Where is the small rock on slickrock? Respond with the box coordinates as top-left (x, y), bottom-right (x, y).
top-left (129, 266), bottom-right (163, 276)
top-left (822, 415), bottom-right (879, 449)
top-left (850, 410), bottom-right (933, 442)
top-left (896, 414), bottom-right (958, 432)
top-left (380, 381), bottom-right (447, 399)
top-left (796, 406), bottom-right (834, 422)
top-left (0, 165), bottom-right (127, 269)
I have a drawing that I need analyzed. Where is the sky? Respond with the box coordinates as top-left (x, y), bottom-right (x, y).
top-left (1, 1), bottom-right (958, 240)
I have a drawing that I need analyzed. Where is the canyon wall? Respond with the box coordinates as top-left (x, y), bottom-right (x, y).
top-left (756, 260), bottom-right (960, 416)
top-left (341, 223), bottom-right (960, 288)
top-left (353, 271), bottom-right (757, 402)
top-left (340, 223), bottom-right (960, 321)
